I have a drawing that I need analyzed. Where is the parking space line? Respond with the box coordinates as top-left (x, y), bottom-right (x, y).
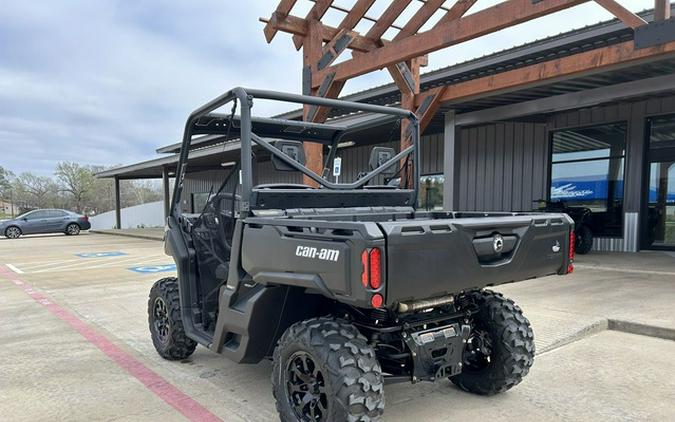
top-left (0, 265), bottom-right (223, 422)
top-left (27, 254), bottom-right (167, 274)
top-left (6, 264), bottom-right (23, 274)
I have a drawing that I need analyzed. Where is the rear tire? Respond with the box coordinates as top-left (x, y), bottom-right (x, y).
top-left (575, 225), bottom-right (593, 254)
top-left (148, 277), bottom-right (197, 360)
top-left (450, 290), bottom-right (535, 396)
top-left (65, 223), bottom-right (81, 236)
top-left (4, 226), bottom-right (21, 239)
top-left (272, 317), bottom-right (385, 422)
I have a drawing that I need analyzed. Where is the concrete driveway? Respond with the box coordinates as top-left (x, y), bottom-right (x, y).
top-left (1, 233), bottom-right (674, 421)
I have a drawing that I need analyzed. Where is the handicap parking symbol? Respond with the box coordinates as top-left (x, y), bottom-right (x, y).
top-left (76, 251), bottom-right (128, 258)
top-left (128, 264), bottom-right (176, 273)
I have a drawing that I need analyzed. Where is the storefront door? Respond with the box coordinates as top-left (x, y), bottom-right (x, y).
top-left (643, 115), bottom-right (675, 250)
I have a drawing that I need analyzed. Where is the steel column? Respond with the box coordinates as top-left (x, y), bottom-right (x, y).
top-left (162, 167), bottom-right (170, 220)
top-left (114, 177), bottom-right (121, 229)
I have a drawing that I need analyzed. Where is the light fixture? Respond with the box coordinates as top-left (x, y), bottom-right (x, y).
top-left (337, 141), bottom-right (355, 149)
top-left (220, 161), bottom-right (236, 167)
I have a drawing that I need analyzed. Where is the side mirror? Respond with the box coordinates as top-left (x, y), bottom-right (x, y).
top-left (369, 147), bottom-right (397, 177)
top-left (272, 140), bottom-right (306, 172)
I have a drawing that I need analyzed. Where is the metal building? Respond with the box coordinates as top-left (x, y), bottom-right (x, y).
top-left (98, 9), bottom-right (675, 252)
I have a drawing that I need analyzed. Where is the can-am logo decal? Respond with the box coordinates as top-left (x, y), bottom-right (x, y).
top-left (295, 245), bottom-right (340, 262)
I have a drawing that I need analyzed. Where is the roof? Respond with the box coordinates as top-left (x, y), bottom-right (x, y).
top-left (276, 7), bottom-right (673, 120)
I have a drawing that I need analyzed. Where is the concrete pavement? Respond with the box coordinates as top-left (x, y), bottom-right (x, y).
top-left (1, 233), bottom-right (674, 421)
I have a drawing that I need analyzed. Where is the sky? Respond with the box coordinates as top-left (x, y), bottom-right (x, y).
top-left (0, 0), bottom-right (654, 176)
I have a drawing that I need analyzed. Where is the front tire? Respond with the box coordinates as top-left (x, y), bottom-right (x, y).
top-left (65, 223), bottom-right (81, 236)
top-left (451, 290), bottom-right (535, 396)
top-left (4, 226), bottom-right (21, 239)
top-left (575, 225), bottom-right (593, 254)
top-left (272, 317), bottom-right (385, 422)
top-left (148, 277), bottom-right (197, 360)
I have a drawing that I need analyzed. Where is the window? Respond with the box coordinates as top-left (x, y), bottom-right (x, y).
top-left (26, 210), bottom-right (49, 219)
top-left (45, 210), bottom-right (66, 218)
top-left (550, 123), bottom-right (627, 237)
top-left (191, 193), bottom-right (211, 214)
top-left (419, 175), bottom-right (444, 210)
top-left (648, 114), bottom-right (675, 148)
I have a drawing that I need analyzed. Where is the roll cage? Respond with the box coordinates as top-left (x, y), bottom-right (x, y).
top-left (171, 87), bottom-right (420, 218)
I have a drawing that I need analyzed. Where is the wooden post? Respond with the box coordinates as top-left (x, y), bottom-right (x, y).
top-left (400, 57), bottom-right (421, 188)
top-left (655, 0), bottom-right (671, 21)
top-left (114, 177), bottom-right (121, 230)
top-left (302, 19), bottom-right (324, 186)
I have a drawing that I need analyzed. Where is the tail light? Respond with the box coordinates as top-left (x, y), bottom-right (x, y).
top-left (369, 248), bottom-right (381, 289)
top-left (567, 230), bottom-right (575, 274)
top-left (361, 247), bottom-right (383, 289)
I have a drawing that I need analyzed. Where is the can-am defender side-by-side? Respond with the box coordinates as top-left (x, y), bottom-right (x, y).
top-left (148, 88), bottom-right (575, 421)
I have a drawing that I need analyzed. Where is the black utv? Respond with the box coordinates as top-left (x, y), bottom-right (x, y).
top-left (149, 88), bottom-right (575, 421)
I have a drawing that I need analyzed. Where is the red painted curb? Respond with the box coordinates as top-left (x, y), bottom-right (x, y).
top-left (0, 266), bottom-right (223, 422)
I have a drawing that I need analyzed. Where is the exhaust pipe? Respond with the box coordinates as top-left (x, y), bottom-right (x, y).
top-left (397, 294), bottom-right (454, 313)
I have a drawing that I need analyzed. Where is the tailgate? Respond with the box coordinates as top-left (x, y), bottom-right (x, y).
top-left (378, 214), bottom-right (572, 303)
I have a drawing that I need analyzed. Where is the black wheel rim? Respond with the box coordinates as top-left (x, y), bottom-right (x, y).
top-left (153, 297), bottom-right (170, 344)
top-left (285, 351), bottom-right (328, 421)
top-left (464, 326), bottom-right (493, 371)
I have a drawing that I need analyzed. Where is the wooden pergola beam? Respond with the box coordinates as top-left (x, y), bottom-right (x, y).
top-left (365, 0), bottom-right (413, 40)
top-left (434, 0), bottom-right (478, 28)
top-left (263, 0), bottom-right (298, 42)
top-left (425, 39), bottom-right (675, 105)
top-left (594, 0), bottom-right (648, 29)
top-left (338, 0), bottom-right (377, 31)
top-left (293, 0), bottom-right (333, 49)
top-left (395, 0), bottom-right (446, 39)
top-left (316, 0), bottom-right (591, 88)
top-left (261, 14), bottom-right (380, 52)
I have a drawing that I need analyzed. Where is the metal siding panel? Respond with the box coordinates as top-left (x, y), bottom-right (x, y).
top-left (494, 123), bottom-right (505, 212)
top-left (433, 133), bottom-right (443, 174)
top-left (512, 123), bottom-right (524, 211)
top-left (604, 103), bottom-right (620, 122)
top-left (646, 97), bottom-right (661, 115)
top-left (532, 124), bottom-right (547, 203)
top-left (475, 127), bottom-right (487, 211)
top-left (567, 110), bottom-right (581, 128)
top-left (521, 124), bottom-right (534, 211)
top-left (422, 134), bottom-right (432, 174)
top-left (459, 129), bottom-right (470, 210)
top-left (661, 95), bottom-right (675, 113)
top-left (485, 125), bottom-right (496, 211)
top-left (503, 124), bottom-right (514, 211)
top-left (590, 106), bottom-right (604, 123)
top-left (467, 128), bottom-right (478, 210)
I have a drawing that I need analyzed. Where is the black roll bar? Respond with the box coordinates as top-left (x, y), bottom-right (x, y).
top-left (171, 87), bottom-right (420, 218)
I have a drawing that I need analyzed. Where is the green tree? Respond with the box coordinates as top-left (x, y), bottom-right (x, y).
top-left (55, 162), bottom-right (96, 213)
top-left (12, 172), bottom-right (59, 210)
top-left (0, 166), bottom-right (13, 199)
